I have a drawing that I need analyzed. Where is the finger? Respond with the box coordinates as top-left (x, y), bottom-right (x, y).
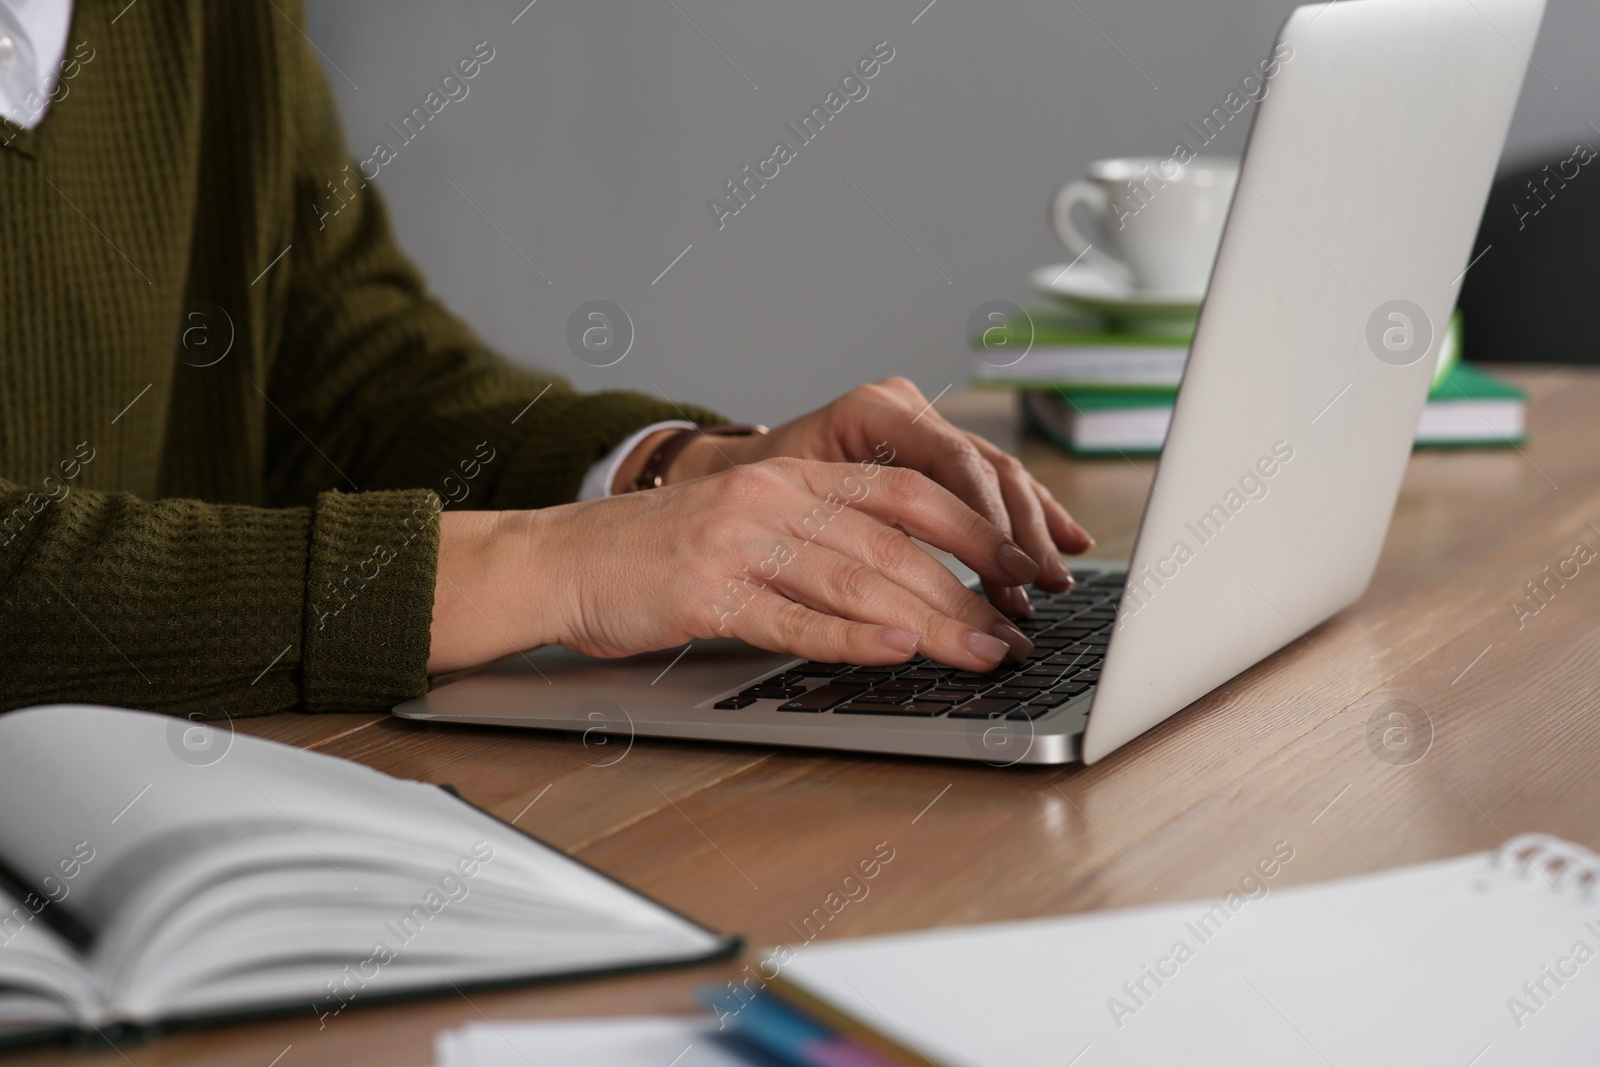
top-left (839, 395), bottom-right (1035, 615)
top-left (802, 508), bottom-right (1033, 660)
top-left (717, 587), bottom-right (922, 666)
top-left (793, 462), bottom-right (1041, 594)
top-left (1031, 478), bottom-right (1095, 554)
top-left (767, 544), bottom-right (1026, 671)
top-left (841, 382), bottom-right (1010, 528)
top-left (965, 433), bottom-right (1076, 592)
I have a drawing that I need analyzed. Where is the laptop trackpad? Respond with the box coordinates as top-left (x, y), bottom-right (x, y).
top-left (411, 639), bottom-right (797, 725)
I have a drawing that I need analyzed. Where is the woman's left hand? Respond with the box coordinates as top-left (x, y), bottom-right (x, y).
top-left (665, 377), bottom-right (1095, 616)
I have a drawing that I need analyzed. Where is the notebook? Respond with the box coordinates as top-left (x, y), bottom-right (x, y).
top-left (755, 835), bottom-right (1600, 1066)
top-left (0, 705), bottom-right (737, 1048)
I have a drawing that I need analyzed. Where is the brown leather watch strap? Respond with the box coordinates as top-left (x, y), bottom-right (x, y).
top-left (631, 424), bottom-right (767, 491)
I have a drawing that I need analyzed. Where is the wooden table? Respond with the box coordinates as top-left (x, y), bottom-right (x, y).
top-left (16, 367), bottom-right (1599, 1066)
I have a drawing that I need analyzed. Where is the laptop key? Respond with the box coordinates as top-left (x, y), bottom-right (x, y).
top-left (737, 685), bottom-right (787, 700)
top-left (851, 690), bottom-right (913, 705)
top-left (875, 678), bottom-right (937, 694)
top-left (750, 683), bottom-right (806, 699)
top-left (1029, 636), bottom-right (1077, 650)
top-left (778, 684), bottom-right (866, 712)
top-left (1005, 704), bottom-right (1058, 720)
top-left (981, 687), bottom-right (1038, 702)
top-left (836, 701), bottom-right (945, 717)
top-left (795, 661), bottom-right (853, 677)
top-left (1001, 677), bottom-right (1056, 691)
top-left (946, 698), bottom-right (1022, 719)
top-left (713, 694), bottom-right (758, 709)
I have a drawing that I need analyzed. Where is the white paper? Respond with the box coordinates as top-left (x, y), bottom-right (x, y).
top-left (434, 1016), bottom-right (752, 1067)
top-left (782, 845), bottom-right (1600, 1067)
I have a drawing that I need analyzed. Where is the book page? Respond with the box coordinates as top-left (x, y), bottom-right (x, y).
top-left (0, 706), bottom-right (727, 1024)
top-left (0, 888), bottom-right (103, 1031)
top-left (0, 707), bottom-right (670, 927)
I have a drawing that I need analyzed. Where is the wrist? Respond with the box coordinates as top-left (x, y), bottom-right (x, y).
top-left (668, 432), bottom-right (737, 484)
top-left (429, 509), bottom-right (557, 675)
top-left (613, 425), bottom-right (766, 493)
top-left (611, 427), bottom-right (682, 494)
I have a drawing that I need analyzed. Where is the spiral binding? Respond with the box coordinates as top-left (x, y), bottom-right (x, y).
top-left (1493, 833), bottom-right (1600, 895)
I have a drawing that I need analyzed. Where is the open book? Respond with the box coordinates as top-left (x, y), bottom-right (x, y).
top-left (0, 705), bottom-right (736, 1047)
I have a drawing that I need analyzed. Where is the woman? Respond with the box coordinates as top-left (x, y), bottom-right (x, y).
top-left (0, 0), bottom-right (1092, 719)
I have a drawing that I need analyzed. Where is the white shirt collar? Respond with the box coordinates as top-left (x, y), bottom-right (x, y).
top-left (0, 0), bottom-right (75, 130)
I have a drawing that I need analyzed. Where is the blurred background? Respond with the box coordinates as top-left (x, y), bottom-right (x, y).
top-left (306, 0), bottom-right (1599, 423)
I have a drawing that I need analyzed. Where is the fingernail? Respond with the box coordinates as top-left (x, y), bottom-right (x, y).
top-left (1015, 586), bottom-right (1034, 616)
top-left (1073, 522), bottom-right (1097, 549)
top-left (990, 621), bottom-right (1033, 658)
top-left (965, 629), bottom-right (1011, 663)
top-left (997, 543), bottom-right (1040, 584)
top-left (880, 628), bottom-right (920, 655)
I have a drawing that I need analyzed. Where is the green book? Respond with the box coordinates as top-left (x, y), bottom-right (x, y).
top-left (971, 310), bottom-right (1191, 392)
top-left (974, 310), bottom-right (1461, 393)
top-left (1022, 362), bottom-right (1524, 457)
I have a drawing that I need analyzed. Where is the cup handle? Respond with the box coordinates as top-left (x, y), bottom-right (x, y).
top-left (1050, 181), bottom-right (1131, 286)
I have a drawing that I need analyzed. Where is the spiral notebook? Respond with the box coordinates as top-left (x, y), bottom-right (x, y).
top-left (765, 836), bottom-right (1600, 1067)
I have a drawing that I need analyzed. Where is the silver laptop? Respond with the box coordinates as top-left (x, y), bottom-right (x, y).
top-left (396, 0), bottom-right (1545, 765)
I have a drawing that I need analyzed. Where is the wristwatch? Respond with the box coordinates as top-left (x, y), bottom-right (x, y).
top-left (631, 424), bottom-right (768, 491)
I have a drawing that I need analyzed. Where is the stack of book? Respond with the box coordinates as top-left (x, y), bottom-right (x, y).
top-left (971, 310), bottom-right (1525, 457)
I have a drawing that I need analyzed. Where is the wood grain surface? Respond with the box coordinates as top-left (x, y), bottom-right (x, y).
top-left (11, 367), bottom-right (1595, 1066)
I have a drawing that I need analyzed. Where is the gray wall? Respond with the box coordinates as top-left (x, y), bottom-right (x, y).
top-left (307, 0), bottom-right (1596, 423)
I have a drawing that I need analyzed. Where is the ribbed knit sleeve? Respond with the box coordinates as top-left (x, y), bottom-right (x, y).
top-left (0, 0), bottom-right (726, 718)
top-left (0, 476), bottom-right (438, 717)
top-left (263, 6), bottom-right (724, 513)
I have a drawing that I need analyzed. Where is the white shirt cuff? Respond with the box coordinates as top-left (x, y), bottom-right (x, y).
top-left (577, 420), bottom-right (697, 501)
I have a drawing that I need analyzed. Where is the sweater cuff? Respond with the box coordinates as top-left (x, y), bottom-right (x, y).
top-left (492, 391), bottom-right (726, 508)
top-left (302, 488), bottom-right (441, 712)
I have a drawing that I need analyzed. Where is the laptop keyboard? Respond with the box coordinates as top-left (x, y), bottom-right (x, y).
top-left (712, 571), bottom-right (1124, 722)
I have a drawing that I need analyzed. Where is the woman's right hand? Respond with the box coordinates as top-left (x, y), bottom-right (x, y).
top-left (428, 457), bottom-right (1040, 676)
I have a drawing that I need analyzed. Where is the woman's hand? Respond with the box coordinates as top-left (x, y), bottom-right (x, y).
top-left (428, 458), bottom-right (1040, 676)
top-left (664, 377), bottom-right (1095, 616)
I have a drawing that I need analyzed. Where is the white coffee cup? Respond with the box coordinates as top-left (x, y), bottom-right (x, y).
top-left (1051, 156), bottom-right (1239, 295)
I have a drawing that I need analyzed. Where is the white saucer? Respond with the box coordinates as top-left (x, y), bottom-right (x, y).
top-left (1031, 262), bottom-right (1204, 336)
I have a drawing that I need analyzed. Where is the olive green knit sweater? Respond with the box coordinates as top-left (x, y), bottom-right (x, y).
top-left (0, 1), bottom-right (720, 718)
